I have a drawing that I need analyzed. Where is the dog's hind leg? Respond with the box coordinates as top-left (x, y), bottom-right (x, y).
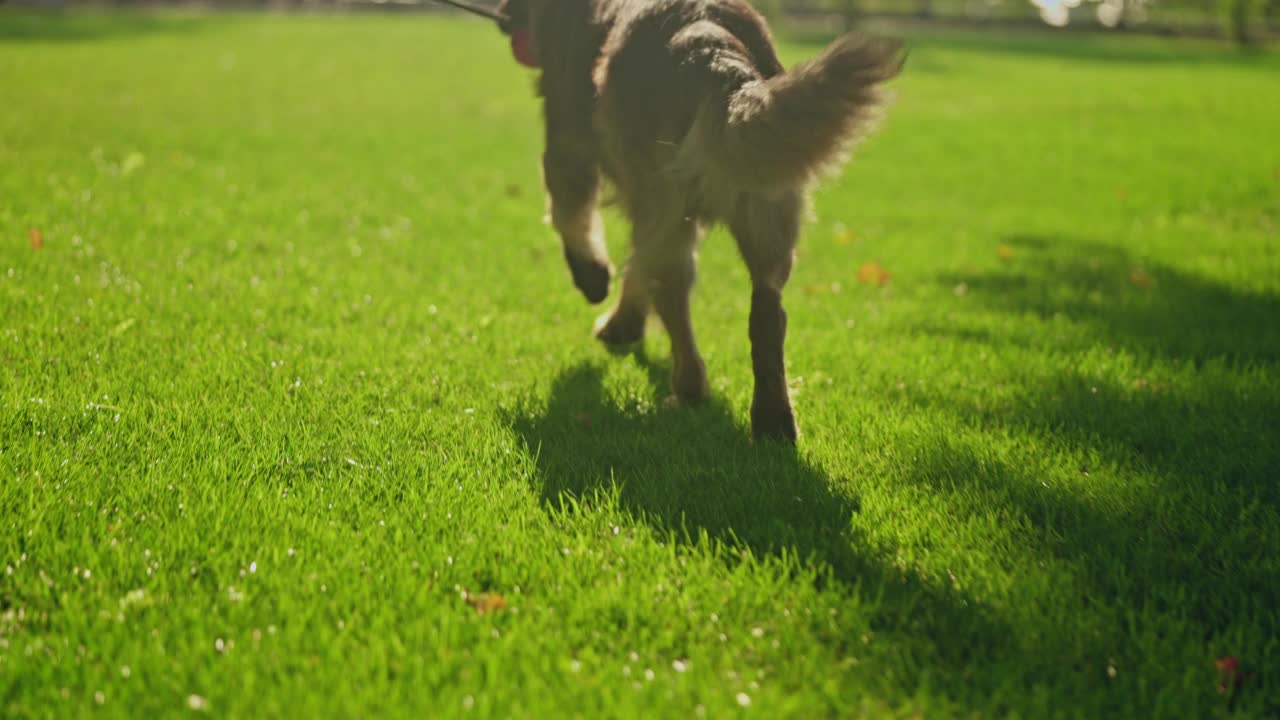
top-left (729, 191), bottom-right (802, 443)
top-left (632, 214), bottom-right (708, 405)
top-left (543, 139), bottom-right (612, 304)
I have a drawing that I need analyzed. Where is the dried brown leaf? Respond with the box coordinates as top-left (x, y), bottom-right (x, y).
top-left (465, 591), bottom-right (508, 616)
top-left (1128, 269), bottom-right (1153, 289)
top-left (856, 261), bottom-right (892, 287)
top-left (1215, 656), bottom-right (1255, 694)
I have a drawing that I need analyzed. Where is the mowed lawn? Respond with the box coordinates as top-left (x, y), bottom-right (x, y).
top-left (2, 10), bottom-right (1279, 718)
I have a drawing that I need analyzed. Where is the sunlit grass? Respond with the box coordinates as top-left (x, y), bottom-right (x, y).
top-left (2, 11), bottom-right (1278, 718)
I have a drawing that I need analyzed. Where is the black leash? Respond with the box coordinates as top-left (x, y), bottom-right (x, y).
top-left (428, 0), bottom-right (507, 23)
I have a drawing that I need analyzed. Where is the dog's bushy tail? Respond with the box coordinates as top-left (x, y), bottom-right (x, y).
top-left (679, 33), bottom-right (906, 195)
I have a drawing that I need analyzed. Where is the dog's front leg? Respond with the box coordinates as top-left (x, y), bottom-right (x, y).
top-left (543, 138), bottom-right (611, 304)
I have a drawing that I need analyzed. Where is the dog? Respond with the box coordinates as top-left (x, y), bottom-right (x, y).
top-left (495, 0), bottom-right (904, 442)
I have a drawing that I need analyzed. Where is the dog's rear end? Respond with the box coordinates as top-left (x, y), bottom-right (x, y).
top-left (500, 0), bottom-right (904, 442)
top-left (677, 29), bottom-right (904, 197)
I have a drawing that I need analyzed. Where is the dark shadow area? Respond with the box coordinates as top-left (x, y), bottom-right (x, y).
top-left (891, 414), bottom-right (1278, 715)
top-left (889, 233), bottom-right (1279, 712)
top-left (900, 371), bottom-right (1278, 622)
top-left (506, 356), bottom-right (1012, 687)
top-left (921, 234), bottom-right (1279, 519)
top-left (0, 9), bottom-right (211, 43)
top-left (934, 234), bottom-right (1280, 364)
top-left (783, 26), bottom-right (1278, 68)
top-left (510, 359), bottom-right (859, 561)
top-left (882, 372), bottom-right (1280, 712)
top-left (913, 28), bottom-right (1275, 66)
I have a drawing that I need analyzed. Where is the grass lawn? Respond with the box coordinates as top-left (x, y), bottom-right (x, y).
top-left (2, 10), bottom-right (1279, 718)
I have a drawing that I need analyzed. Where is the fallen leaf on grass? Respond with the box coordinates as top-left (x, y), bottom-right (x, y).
top-left (997, 245), bottom-right (1014, 260)
top-left (573, 412), bottom-right (593, 427)
top-left (28, 228), bottom-right (43, 251)
top-left (834, 225), bottom-right (855, 246)
top-left (856, 261), bottom-right (892, 287)
top-left (464, 591), bottom-right (508, 616)
top-left (1215, 656), bottom-right (1255, 694)
top-left (1128, 269), bottom-right (1153, 289)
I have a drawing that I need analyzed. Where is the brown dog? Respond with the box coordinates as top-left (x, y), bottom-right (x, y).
top-left (496, 0), bottom-right (904, 442)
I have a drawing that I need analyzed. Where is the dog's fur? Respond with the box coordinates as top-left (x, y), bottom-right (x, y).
top-left (497, 0), bottom-right (904, 442)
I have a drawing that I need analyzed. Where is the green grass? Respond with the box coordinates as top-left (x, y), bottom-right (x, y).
top-left (2, 10), bottom-right (1279, 718)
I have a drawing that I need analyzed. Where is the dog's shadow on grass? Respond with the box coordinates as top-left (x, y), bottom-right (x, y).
top-left (508, 356), bottom-right (858, 566)
top-left (506, 354), bottom-right (1010, 670)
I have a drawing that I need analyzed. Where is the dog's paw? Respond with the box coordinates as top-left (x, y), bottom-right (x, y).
top-left (751, 403), bottom-right (798, 445)
top-left (594, 308), bottom-right (646, 347)
top-left (671, 358), bottom-right (710, 406)
top-left (662, 389), bottom-right (707, 410)
top-left (564, 251), bottom-right (611, 305)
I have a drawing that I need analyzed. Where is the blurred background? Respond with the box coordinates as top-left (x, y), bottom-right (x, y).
top-left (3, 0), bottom-right (1276, 45)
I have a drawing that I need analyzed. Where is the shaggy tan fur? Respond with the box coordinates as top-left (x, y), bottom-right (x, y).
top-left (497, 0), bottom-right (904, 442)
